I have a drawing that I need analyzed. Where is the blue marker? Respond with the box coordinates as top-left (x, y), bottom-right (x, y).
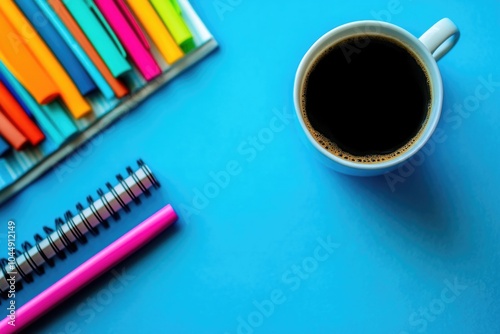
top-left (16, 0), bottom-right (97, 96)
top-left (34, 0), bottom-right (115, 100)
top-left (0, 137), bottom-right (9, 157)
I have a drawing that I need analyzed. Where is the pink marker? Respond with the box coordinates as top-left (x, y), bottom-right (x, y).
top-left (94, 0), bottom-right (161, 81)
top-left (0, 205), bottom-right (178, 333)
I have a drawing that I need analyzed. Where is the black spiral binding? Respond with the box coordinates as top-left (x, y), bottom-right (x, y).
top-left (0, 160), bottom-right (160, 300)
top-left (21, 241), bottom-right (43, 276)
top-left (14, 249), bottom-right (32, 283)
top-left (87, 194), bottom-right (110, 230)
top-left (34, 233), bottom-right (54, 267)
top-left (76, 202), bottom-right (99, 236)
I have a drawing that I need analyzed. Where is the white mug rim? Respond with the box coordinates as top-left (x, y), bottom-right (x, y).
top-left (294, 20), bottom-right (444, 171)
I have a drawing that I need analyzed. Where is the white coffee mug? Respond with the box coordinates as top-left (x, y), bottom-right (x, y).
top-left (294, 19), bottom-right (460, 176)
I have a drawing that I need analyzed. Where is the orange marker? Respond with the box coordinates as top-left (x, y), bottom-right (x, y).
top-left (0, 108), bottom-right (28, 150)
top-left (0, 81), bottom-right (45, 146)
top-left (0, 11), bottom-right (58, 105)
top-left (48, 0), bottom-right (129, 99)
top-left (0, 1), bottom-right (91, 119)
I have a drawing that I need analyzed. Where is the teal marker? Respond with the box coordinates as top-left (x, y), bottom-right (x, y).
top-left (0, 62), bottom-right (76, 145)
top-left (0, 159), bottom-right (15, 190)
top-left (41, 102), bottom-right (79, 140)
top-left (63, 0), bottom-right (131, 78)
top-left (34, 0), bottom-right (114, 100)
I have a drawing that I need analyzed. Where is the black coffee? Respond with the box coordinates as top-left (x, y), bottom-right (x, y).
top-left (302, 35), bottom-right (431, 163)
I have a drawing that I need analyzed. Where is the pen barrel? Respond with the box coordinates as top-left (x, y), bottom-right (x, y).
top-left (125, 0), bottom-right (184, 65)
top-left (150, 0), bottom-right (195, 53)
top-left (0, 1), bottom-right (91, 118)
top-left (47, 0), bottom-right (129, 99)
top-left (0, 81), bottom-right (45, 146)
top-left (62, 0), bottom-right (132, 78)
top-left (94, 0), bottom-right (161, 81)
top-left (0, 112), bottom-right (28, 150)
top-left (0, 10), bottom-right (59, 105)
top-left (17, 0), bottom-right (97, 96)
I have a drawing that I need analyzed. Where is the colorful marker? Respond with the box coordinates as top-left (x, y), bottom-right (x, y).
top-left (94, 0), bottom-right (161, 81)
top-left (16, 0), bottom-right (97, 96)
top-left (34, 0), bottom-right (116, 100)
top-left (0, 61), bottom-right (65, 145)
top-left (0, 1), bottom-right (91, 118)
top-left (0, 109), bottom-right (28, 150)
top-left (0, 81), bottom-right (45, 146)
top-left (48, 0), bottom-right (129, 98)
top-left (0, 11), bottom-right (58, 105)
top-left (150, 0), bottom-right (196, 53)
top-left (126, 0), bottom-right (184, 64)
top-left (63, 0), bottom-right (132, 78)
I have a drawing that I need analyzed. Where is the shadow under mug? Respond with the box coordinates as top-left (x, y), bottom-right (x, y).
top-left (294, 18), bottom-right (460, 176)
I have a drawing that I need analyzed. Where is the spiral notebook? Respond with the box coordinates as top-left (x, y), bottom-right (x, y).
top-left (0, 0), bottom-right (217, 205)
top-left (0, 160), bottom-right (161, 305)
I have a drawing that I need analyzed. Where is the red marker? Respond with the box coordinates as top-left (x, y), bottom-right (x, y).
top-left (0, 109), bottom-right (27, 150)
top-left (0, 81), bottom-right (45, 146)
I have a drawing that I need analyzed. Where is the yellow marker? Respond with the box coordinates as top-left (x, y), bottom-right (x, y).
top-left (125, 0), bottom-right (184, 64)
top-left (149, 0), bottom-right (196, 53)
top-left (0, 1), bottom-right (91, 119)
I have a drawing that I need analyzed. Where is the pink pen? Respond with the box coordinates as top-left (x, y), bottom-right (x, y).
top-left (94, 0), bottom-right (161, 81)
top-left (0, 205), bottom-right (178, 333)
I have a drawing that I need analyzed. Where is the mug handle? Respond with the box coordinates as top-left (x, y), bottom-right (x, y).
top-left (419, 18), bottom-right (460, 61)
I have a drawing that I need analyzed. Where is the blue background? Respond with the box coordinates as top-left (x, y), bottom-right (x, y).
top-left (1, 0), bottom-right (499, 333)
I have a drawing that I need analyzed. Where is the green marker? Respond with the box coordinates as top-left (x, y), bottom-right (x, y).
top-left (150, 0), bottom-right (196, 53)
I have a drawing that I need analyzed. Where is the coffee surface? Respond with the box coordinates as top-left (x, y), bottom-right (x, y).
top-left (302, 35), bottom-right (431, 163)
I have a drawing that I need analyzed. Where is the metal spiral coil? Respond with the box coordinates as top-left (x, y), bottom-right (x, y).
top-left (0, 160), bottom-right (160, 301)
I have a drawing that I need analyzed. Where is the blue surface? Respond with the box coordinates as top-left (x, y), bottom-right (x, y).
top-left (0, 0), bottom-right (499, 333)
